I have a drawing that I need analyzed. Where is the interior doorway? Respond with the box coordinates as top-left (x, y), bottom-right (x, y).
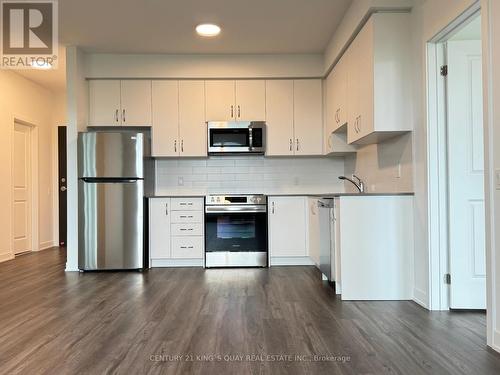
top-left (12, 122), bottom-right (33, 255)
top-left (58, 126), bottom-right (67, 247)
top-left (427, 9), bottom-right (486, 311)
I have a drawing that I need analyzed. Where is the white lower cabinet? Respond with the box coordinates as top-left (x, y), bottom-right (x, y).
top-left (268, 196), bottom-right (313, 265)
top-left (149, 197), bottom-right (204, 267)
top-left (335, 195), bottom-right (413, 300)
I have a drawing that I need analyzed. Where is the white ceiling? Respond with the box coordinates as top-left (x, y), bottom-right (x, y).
top-left (59, 0), bottom-right (352, 54)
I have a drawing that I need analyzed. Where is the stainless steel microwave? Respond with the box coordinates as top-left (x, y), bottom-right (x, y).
top-left (207, 121), bottom-right (266, 155)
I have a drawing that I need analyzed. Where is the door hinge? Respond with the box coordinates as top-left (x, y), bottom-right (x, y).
top-left (444, 273), bottom-right (451, 284)
top-left (440, 65), bottom-right (448, 77)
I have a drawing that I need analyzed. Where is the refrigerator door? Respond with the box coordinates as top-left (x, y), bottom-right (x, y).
top-left (78, 179), bottom-right (144, 270)
top-left (78, 132), bottom-right (144, 178)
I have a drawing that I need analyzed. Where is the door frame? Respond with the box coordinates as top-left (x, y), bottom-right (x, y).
top-left (11, 117), bottom-right (39, 255)
top-left (426, 4), bottom-right (482, 311)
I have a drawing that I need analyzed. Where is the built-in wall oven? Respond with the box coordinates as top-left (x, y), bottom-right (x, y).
top-left (207, 121), bottom-right (265, 155)
top-left (205, 195), bottom-right (268, 267)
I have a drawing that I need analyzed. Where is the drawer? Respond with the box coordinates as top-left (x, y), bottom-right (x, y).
top-left (171, 236), bottom-right (204, 259)
top-left (171, 211), bottom-right (203, 223)
top-left (171, 223), bottom-right (203, 236)
top-left (171, 198), bottom-right (203, 211)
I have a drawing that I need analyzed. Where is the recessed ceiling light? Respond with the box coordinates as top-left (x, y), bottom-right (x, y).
top-left (196, 23), bottom-right (221, 37)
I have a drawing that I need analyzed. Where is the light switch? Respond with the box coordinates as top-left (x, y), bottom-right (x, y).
top-left (178, 176), bottom-right (184, 186)
top-left (496, 170), bottom-right (500, 190)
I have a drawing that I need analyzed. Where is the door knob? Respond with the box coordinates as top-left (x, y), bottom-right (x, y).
top-left (60, 186), bottom-right (67, 192)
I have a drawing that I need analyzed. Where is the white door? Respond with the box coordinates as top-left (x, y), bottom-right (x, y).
top-left (268, 197), bottom-right (307, 257)
top-left (293, 80), bottom-right (323, 155)
top-left (152, 81), bottom-right (179, 156)
top-left (88, 80), bottom-right (121, 126)
top-left (13, 123), bottom-right (32, 254)
top-left (447, 40), bottom-right (486, 309)
top-left (235, 80), bottom-right (266, 121)
top-left (179, 81), bottom-right (207, 157)
top-left (265, 80), bottom-right (294, 156)
top-left (120, 80), bottom-right (152, 126)
top-left (205, 80), bottom-right (235, 121)
top-left (149, 198), bottom-right (171, 259)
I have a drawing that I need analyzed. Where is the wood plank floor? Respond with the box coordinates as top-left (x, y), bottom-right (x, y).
top-left (1, 248), bottom-right (500, 375)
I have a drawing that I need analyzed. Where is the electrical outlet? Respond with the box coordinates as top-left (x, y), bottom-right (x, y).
top-left (178, 176), bottom-right (184, 186)
top-left (397, 162), bottom-right (402, 179)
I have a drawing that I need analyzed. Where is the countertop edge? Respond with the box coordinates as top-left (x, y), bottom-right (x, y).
top-left (147, 192), bottom-right (415, 198)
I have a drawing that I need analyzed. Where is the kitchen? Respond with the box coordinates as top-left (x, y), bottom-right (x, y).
top-left (76, 12), bottom-right (414, 302)
top-left (2, 0), bottom-right (500, 373)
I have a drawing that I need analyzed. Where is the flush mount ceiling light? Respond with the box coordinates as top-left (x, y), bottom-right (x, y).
top-left (196, 23), bottom-right (221, 37)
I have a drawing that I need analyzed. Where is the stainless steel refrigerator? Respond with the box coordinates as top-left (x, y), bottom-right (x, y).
top-left (78, 131), bottom-right (152, 271)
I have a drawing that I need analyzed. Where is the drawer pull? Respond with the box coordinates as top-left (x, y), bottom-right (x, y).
top-left (180, 215), bottom-right (194, 219)
top-left (179, 202), bottom-right (193, 206)
top-left (180, 228), bottom-right (194, 231)
top-left (180, 246), bottom-right (195, 249)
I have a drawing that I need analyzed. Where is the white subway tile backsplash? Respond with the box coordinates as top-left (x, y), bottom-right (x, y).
top-left (156, 156), bottom-right (345, 195)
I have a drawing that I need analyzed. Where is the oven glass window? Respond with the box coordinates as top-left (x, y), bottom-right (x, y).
top-left (210, 129), bottom-right (249, 148)
top-left (206, 212), bottom-right (267, 252)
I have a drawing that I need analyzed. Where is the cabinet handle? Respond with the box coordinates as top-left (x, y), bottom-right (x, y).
top-left (165, 203), bottom-right (168, 216)
top-left (358, 115), bottom-right (361, 133)
top-left (271, 201), bottom-right (275, 214)
top-left (328, 134), bottom-right (333, 150)
top-left (181, 139), bottom-right (184, 152)
top-left (231, 105), bottom-right (234, 118)
top-left (180, 246), bottom-right (194, 249)
top-left (296, 138), bottom-right (300, 151)
top-left (336, 108), bottom-right (340, 124)
top-left (237, 105), bottom-right (241, 118)
top-left (122, 109), bottom-right (126, 123)
top-left (289, 139), bottom-right (293, 151)
top-left (180, 228), bottom-right (194, 231)
top-left (115, 109), bottom-right (119, 123)
top-left (174, 140), bottom-right (177, 153)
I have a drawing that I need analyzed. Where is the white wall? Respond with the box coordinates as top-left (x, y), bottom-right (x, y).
top-left (156, 156), bottom-right (345, 196)
top-left (86, 53), bottom-right (324, 79)
top-left (482, 0), bottom-right (500, 353)
top-left (0, 70), bottom-right (64, 262)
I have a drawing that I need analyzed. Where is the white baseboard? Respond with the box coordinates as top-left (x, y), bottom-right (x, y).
top-left (0, 252), bottom-right (14, 263)
top-left (413, 287), bottom-right (429, 309)
top-left (270, 256), bottom-right (314, 266)
top-left (492, 329), bottom-right (500, 353)
top-left (39, 241), bottom-right (57, 251)
top-left (151, 258), bottom-right (204, 268)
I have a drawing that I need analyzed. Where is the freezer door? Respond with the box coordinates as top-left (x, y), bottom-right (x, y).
top-left (78, 180), bottom-right (144, 270)
top-left (78, 132), bottom-right (144, 178)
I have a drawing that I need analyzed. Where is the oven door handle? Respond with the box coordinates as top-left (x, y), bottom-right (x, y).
top-left (205, 205), bottom-right (267, 214)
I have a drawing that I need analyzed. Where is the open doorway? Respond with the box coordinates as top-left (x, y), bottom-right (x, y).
top-left (427, 9), bottom-right (486, 311)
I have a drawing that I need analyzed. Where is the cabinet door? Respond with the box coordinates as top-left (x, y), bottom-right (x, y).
top-left (308, 198), bottom-right (320, 267)
top-left (120, 80), bottom-right (152, 126)
top-left (149, 198), bottom-right (171, 259)
top-left (179, 81), bottom-right (207, 157)
top-left (334, 54), bottom-right (348, 130)
top-left (205, 80), bottom-right (235, 121)
top-left (326, 70), bottom-right (337, 135)
top-left (152, 81), bottom-right (179, 156)
top-left (235, 80), bottom-right (266, 121)
top-left (171, 237), bottom-right (204, 259)
top-left (265, 80), bottom-right (294, 156)
top-left (347, 19), bottom-right (374, 143)
top-left (269, 197), bottom-right (307, 257)
top-left (89, 80), bottom-right (121, 126)
top-left (293, 80), bottom-right (323, 155)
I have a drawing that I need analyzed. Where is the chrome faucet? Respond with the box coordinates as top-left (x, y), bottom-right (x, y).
top-left (339, 175), bottom-right (365, 193)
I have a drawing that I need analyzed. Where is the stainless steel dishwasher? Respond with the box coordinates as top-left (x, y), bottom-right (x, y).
top-left (318, 199), bottom-right (335, 282)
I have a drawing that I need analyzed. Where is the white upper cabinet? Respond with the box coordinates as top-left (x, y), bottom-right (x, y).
top-left (89, 80), bottom-right (121, 126)
top-left (265, 80), bottom-right (294, 156)
top-left (205, 80), bottom-right (235, 121)
top-left (266, 79), bottom-right (323, 156)
top-left (326, 54), bottom-right (348, 134)
top-left (205, 80), bottom-right (266, 121)
top-left (152, 81), bottom-right (179, 157)
top-left (120, 80), bottom-right (152, 126)
top-left (89, 79), bottom-right (152, 127)
top-left (179, 80), bottom-right (207, 157)
top-left (235, 80), bottom-right (266, 121)
top-left (347, 13), bottom-right (412, 144)
top-left (293, 79), bottom-right (323, 156)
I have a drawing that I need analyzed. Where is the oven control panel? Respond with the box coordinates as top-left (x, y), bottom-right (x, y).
top-left (206, 195), bottom-right (267, 206)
